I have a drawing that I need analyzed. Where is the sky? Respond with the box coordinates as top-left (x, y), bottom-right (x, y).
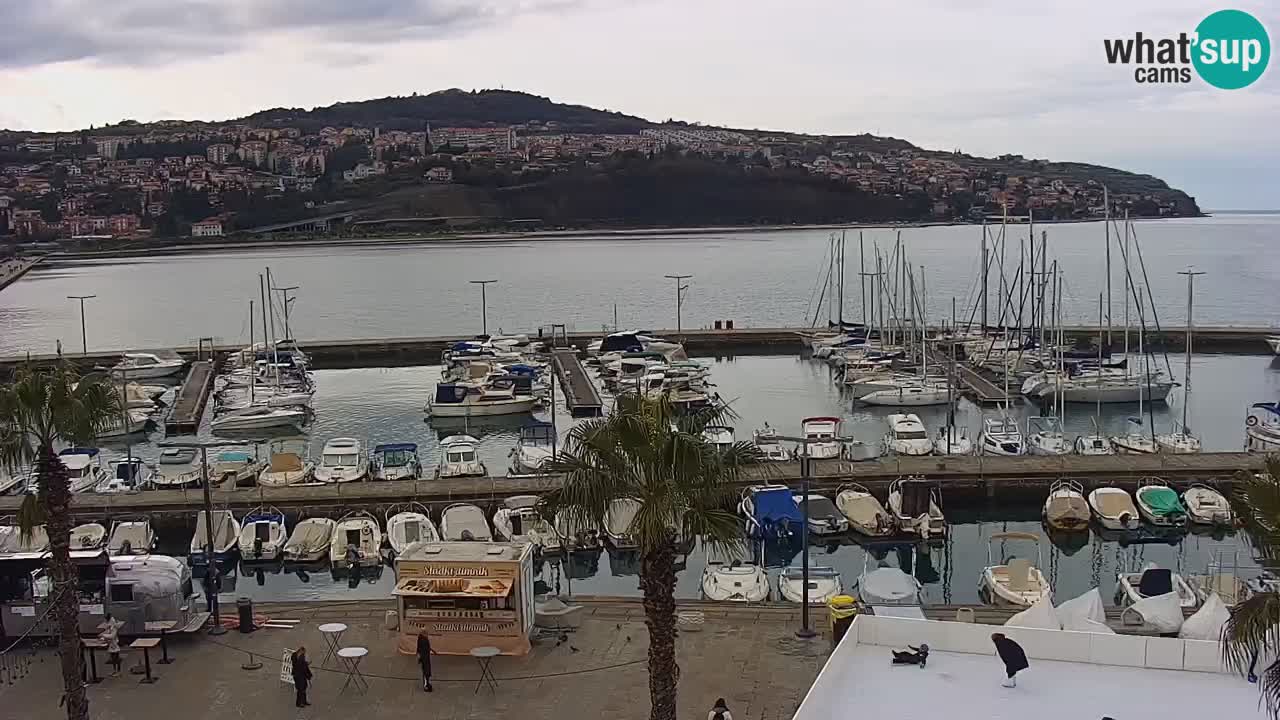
top-left (1, 0), bottom-right (1276, 209)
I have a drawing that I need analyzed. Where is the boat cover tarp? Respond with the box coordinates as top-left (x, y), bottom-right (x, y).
top-left (1056, 588), bottom-right (1114, 634)
top-left (285, 521), bottom-right (331, 556)
top-left (1140, 487), bottom-right (1185, 515)
top-left (1005, 595), bottom-right (1060, 629)
top-left (859, 567), bottom-right (918, 604)
top-left (1128, 592), bottom-right (1184, 634)
top-left (1180, 592), bottom-right (1229, 641)
top-left (753, 488), bottom-right (803, 526)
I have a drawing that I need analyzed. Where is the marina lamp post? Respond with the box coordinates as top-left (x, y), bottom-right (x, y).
top-left (66, 294), bottom-right (96, 356)
top-left (158, 438), bottom-right (261, 635)
top-left (766, 432), bottom-right (854, 639)
top-left (663, 274), bottom-right (691, 337)
top-left (469, 279), bottom-right (497, 336)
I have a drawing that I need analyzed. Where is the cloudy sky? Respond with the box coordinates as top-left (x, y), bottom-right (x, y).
top-left (2, 0), bottom-right (1276, 209)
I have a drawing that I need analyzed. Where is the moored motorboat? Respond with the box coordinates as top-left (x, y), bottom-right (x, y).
top-left (1134, 478), bottom-right (1188, 527)
top-left (69, 522), bottom-right (107, 551)
top-left (1117, 563), bottom-right (1200, 609)
top-left (510, 422), bottom-right (556, 474)
top-left (238, 506), bottom-right (286, 562)
top-left (329, 511), bottom-right (382, 570)
top-left (1246, 402), bottom-right (1280, 452)
top-left (372, 442), bottom-right (421, 481)
top-left (283, 517), bottom-right (335, 563)
top-left (492, 495), bottom-right (558, 552)
top-left (794, 493), bottom-right (848, 535)
top-left (386, 503), bottom-right (439, 556)
top-left (857, 554), bottom-right (922, 606)
top-left (259, 441), bottom-right (315, 487)
top-left (59, 448), bottom-right (107, 494)
top-left (111, 352), bottom-right (186, 379)
top-left (798, 417), bottom-right (843, 459)
top-left (978, 416), bottom-right (1024, 456)
top-left (1087, 486), bottom-right (1139, 531)
top-left (933, 425), bottom-right (973, 456)
top-left (740, 485), bottom-right (803, 541)
top-left (752, 424), bottom-right (791, 461)
top-left (834, 483), bottom-right (895, 536)
top-left (603, 498), bottom-right (641, 550)
top-left (189, 509), bottom-right (241, 571)
top-left (701, 546), bottom-right (769, 602)
top-left (883, 413), bottom-right (932, 456)
top-left (779, 565), bottom-right (843, 604)
top-left (210, 405), bottom-right (308, 432)
top-left (979, 532), bottom-right (1052, 607)
top-left (555, 509), bottom-right (602, 552)
top-left (426, 381), bottom-right (538, 417)
top-left (98, 409), bottom-right (151, 439)
top-left (1182, 484), bottom-right (1232, 526)
top-left (436, 435), bottom-right (486, 478)
top-left (1042, 479), bottom-right (1090, 531)
top-left (96, 457), bottom-right (154, 493)
top-left (107, 518), bottom-right (154, 555)
top-left (313, 438), bottom-right (369, 483)
top-left (702, 425), bottom-right (735, 453)
top-left (440, 503), bottom-right (492, 541)
top-left (887, 476), bottom-right (945, 539)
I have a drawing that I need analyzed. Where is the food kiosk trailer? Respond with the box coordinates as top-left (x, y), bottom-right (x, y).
top-left (393, 541), bottom-right (535, 655)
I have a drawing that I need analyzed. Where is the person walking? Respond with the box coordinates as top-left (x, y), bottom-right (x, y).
top-left (708, 698), bottom-right (733, 720)
top-left (292, 646), bottom-right (313, 707)
top-left (991, 632), bottom-right (1028, 687)
top-left (417, 631), bottom-right (437, 692)
top-left (99, 613), bottom-right (123, 676)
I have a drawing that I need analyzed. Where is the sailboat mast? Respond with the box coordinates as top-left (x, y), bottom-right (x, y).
top-left (980, 221), bottom-right (989, 329)
top-left (1096, 294), bottom-right (1103, 427)
top-left (1104, 186), bottom-right (1112, 346)
top-left (827, 235), bottom-right (835, 327)
top-left (249, 300), bottom-right (256, 403)
top-left (859, 232), bottom-right (867, 327)
top-left (259, 273), bottom-right (270, 393)
top-left (1179, 268), bottom-right (1204, 433)
top-left (837, 230), bottom-right (845, 327)
top-left (1123, 210), bottom-right (1131, 366)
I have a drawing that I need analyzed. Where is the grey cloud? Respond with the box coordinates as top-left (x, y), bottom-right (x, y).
top-left (0, 0), bottom-right (576, 68)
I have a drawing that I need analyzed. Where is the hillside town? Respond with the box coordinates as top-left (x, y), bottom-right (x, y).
top-left (0, 113), bottom-right (1198, 243)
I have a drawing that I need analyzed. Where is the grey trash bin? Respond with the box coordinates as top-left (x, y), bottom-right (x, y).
top-left (237, 597), bottom-right (255, 633)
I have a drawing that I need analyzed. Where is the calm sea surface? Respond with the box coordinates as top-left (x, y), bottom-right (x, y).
top-left (2, 215), bottom-right (1278, 355)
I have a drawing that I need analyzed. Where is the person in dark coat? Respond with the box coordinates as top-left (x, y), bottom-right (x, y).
top-left (417, 631), bottom-right (437, 692)
top-left (292, 646), bottom-right (313, 707)
top-left (991, 633), bottom-right (1028, 687)
top-left (891, 643), bottom-right (930, 667)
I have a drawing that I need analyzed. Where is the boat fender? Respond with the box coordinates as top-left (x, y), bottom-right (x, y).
top-left (1247, 416), bottom-right (1259, 427)
top-left (1118, 512), bottom-right (1132, 526)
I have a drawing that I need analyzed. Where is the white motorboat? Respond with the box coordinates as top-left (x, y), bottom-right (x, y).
top-left (779, 565), bottom-right (843, 604)
top-left (259, 442), bottom-right (314, 487)
top-left (887, 476), bottom-right (946, 539)
top-left (857, 555), bottom-right (923, 606)
top-left (1156, 430), bottom-right (1202, 454)
top-left (158, 447), bottom-right (197, 465)
top-left (1182, 484), bottom-right (1232, 526)
top-left (214, 451), bottom-right (266, 488)
top-left (107, 518), bottom-right (154, 555)
top-left (799, 417), bottom-right (843, 459)
top-left (979, 532), bottom-right (1052, 607)
top-left (426, 381), bottom-right (538, 417)
top-left (1134, 478), bottom-right (1188, 527)
top-left (0, 521), bottom-right (47, 553)
top-left (210, 405), bottom-right (307, 432)
top-left (978, 416), bottom-right (1024, 456)
top-left (238, 506), bottom-right (286, 562)
top-left (702, 425), bottom-right (735, 452)
top-left (0, 472), bottom-right (29, 497)
top-left (1025, 416), bottom-right (1070, 456)
top-left (883, 413), bottom-right (932, 456)
top-left (1246, 402), bottom-right (1280, 453)
top-left (1117, 563), bottom-right (1200, 609)
top-left (752, 425), bottom-right (791, 461)
top-left (701, 546), bottom-right (769, 602)
top-left (441, 503), bottom-right (492, 541)
top-left (834, 483), bottom-right (895, 537)
top-left (69, 522), bottom-right (107, 551)
top-left (843, 438), bottom-right (882, 462)
top-left (1087, 486), bottom-right (1140, 531)
top-left (604, 498), bottom-right (641, 550)
top-left (933, 425), bottom-right (973, 456)
top-left (98, 409), bottom-right (151, 438)
top-left (1268, 336), bottom-right (1280, 355)
top-left (1043, 479), bottom-right (1090, 532)
top-left (330, 511), bottom-right (382, 569)
top-left (859, 381), bottom-right (950, 407)
top-left (492, 495), bottom-right (559, 552)
top-left (189, 509), bottom-right (240, 568)
top-left (59, 448), bottom-right (108, 494)
top-left (510, 422), bottom-right (556, 474)
top-left (436, 435), bottom-right (486, 478)
top-left (152, 466), bottom-right (202, 489)
top-left (372, 442), bottom-right (421, 481)
top-left (555, 509), bottom-right (602, 551)
top-left (112, 352), bottom-right (186, 379)
top-left (386, 503), bottom-right (440, 555)
top-left (283, 517), bottom-right (335, 563)
top-left (313, 438), bottom-right (369, 483)
top-left (96, 457), bottom-right (153, 493)
top-left (740, 484), bottom-right (803, 540)
top-left (794, 493), bottom-right (848, 535)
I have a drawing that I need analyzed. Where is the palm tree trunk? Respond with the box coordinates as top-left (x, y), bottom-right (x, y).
top-left (37, 444), bottom-right (88, 720)
top-left (640, 541), bottom-right (679, 720)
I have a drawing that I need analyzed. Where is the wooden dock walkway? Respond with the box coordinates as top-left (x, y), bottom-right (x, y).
top-left (551, 348), bottom-right (604, 417)
top-left (2, 452), bottom-right (1258, 521)
top-left (164, 361), bottom-right (214, 435)
top-left (931, 351), bottom-right (1008, 404)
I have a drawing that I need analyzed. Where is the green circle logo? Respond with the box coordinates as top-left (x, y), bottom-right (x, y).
top-left (1193, 9), bottom-right (1270, 89)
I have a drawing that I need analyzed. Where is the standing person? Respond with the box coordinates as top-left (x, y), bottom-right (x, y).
top-left (991, 632), bottom-right (1028, 688)
top-left (99, 613), bottom-right (123, 676)
top-left (708, 698), bottom-right (733, 720)
top-left (417, 631), bottom-right (437, 692)
top-left (291, 646), bottom-right (313, 707)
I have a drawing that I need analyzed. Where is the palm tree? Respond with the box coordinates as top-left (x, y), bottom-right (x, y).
top-left (541, 394), bottom-right (760, 720)
top-left (1225, 457), bottom-right (1280, 719)
top-left (0, 362), bottom-right (121, 720)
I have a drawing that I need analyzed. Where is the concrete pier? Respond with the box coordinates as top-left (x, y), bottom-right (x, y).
top-left (164, 361), bottom-right (215, 435)
top-left (551, 348), bottom-right (603, 416)
top-left (0, 255), bottom-right (42, 292)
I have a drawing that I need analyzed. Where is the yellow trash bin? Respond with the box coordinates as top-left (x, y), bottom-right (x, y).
top-left (828, 594), bottom-right (859, 647)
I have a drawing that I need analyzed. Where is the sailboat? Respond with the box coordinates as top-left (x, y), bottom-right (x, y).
top-left (935, 314), bottom-right (972, 456)
top-left (1027, 268), bottom-right (1070, 456)
top-left (1075, 295), bottom-right (1115, 455)
top-left (1110, 287), bottom-right (1158, 454)
top-left (1156, 269), bottom-right (1203, 454)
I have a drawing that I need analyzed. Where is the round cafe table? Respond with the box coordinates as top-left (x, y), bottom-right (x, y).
top-left (470, 646), bottom-right (501, 694)
top-left (337, 646), bottom-right (369, 694)
top-left (318, 623), bottom-right (347, 666)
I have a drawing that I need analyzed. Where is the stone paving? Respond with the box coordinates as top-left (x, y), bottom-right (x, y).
top-left (6, 601), bottom-right (829, 720)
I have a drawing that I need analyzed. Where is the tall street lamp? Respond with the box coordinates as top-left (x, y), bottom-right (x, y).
top-left (469, 280), bottom-right (497, 336)
top-left (158, 438), bottom-right (261, 635)
top-left (67, 294), bottom-right (96, 356)
top-left (768, 432), bottom-right (855, 639)
top-left (664, 274), bottom-right (691, 337)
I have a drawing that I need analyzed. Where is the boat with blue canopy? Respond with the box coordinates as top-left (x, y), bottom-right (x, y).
top-left (372, 443), bottom-right (421, 481)
top-left (739, 485), bottom-right (804, 540)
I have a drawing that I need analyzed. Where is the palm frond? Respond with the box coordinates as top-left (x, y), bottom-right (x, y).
top-left (1223, 592), bottom-right (1280, 673)
top-left (1231, 462), bottom-right (1280, 565)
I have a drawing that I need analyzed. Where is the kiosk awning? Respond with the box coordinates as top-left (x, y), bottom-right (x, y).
top-left (394, 576), bottom-right (513, 598)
